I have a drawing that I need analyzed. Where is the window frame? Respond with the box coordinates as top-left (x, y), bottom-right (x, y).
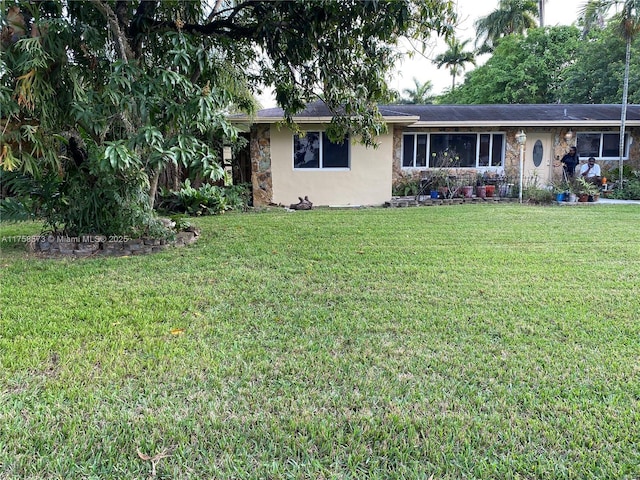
top-left (401, 132), bottom-right (506, 169)
top-left (293, 131), bottom-right (350, 170)
top-left (576, 131), bottom-right (630, 161)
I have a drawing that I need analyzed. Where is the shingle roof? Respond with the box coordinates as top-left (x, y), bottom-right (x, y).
top-left (379, 104), bottom-right (640, 123)
top-left (240, 102), bottom-right (640, 126)
top-left (252, 101), bottom-right (418, 121)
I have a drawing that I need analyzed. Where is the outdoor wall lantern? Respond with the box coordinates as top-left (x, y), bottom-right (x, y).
top-left (564, 129), bottom-right (574, 142)
top-left (516, 130), bottom-right (527, 204)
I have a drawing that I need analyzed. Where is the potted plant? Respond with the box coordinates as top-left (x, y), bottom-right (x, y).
top-left (475, 173), bottom-right (486, 198)
top-left (552, 181), bottom-right (571, 202)
top-left (574, 177), bottom-right (599, 202)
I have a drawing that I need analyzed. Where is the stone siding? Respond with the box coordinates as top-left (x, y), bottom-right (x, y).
top-left (251, 124), bottom-right (273, 206)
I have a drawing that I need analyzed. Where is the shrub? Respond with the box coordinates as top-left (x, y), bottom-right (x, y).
top-left (610, 178), bottom-right (640, 200)
top-left (157, 181), bottom-right (250, 216)
top-left (392, 177), bottom-right (420, 196)
top-left (523, 184), bottom-right (554, 204)
top-left (0, 157), bottom-right (170, 238)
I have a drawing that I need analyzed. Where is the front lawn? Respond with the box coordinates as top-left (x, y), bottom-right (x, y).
top-left (1, 204), bottom-right (639, 479)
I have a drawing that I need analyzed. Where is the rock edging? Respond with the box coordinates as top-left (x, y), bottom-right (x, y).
top-left (26, 230), bottom-right (199, 258)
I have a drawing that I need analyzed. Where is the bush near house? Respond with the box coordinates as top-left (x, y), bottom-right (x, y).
top-left (157, 181), bottom-right (251, 216)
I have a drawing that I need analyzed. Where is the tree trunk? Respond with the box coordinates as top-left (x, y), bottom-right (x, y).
top-left (149, 169), bottom-right (161, 209)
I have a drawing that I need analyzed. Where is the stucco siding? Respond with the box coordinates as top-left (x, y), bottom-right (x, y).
top-left (269, 125), bottom-right (393, 206)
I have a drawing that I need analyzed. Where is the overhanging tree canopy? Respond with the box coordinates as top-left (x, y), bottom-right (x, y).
top-left (0, 0), bottom-right (455, 234)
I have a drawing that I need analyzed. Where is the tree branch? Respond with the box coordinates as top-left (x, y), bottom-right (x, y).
top-left (89, 0), bottom-right (134, 62)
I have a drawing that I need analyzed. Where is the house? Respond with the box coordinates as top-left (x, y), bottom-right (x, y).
top-left (232, 102), bottom-right (640, 207)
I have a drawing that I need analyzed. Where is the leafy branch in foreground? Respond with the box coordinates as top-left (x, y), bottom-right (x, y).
top-left (1, 1), bottom-right (455, 234)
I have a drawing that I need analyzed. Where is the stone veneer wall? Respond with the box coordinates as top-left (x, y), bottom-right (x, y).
top-left (251, 124), bottom-right (273, 206)
top-left (392, 126), bottom-right (640, 185)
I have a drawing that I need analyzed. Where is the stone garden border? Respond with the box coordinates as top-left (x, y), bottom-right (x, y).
top-left (26, 230), bottom-right (199, 258)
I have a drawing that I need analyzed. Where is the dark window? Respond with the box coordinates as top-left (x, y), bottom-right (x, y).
top-left (479, 134), bottom-right (491, 167)
top-left (533, 140), bottom-right (543, 167)
top-left (430, 134), bottom-right (477, 167)
top-left (294, 132), bottom-right (349, 169)
top-left (577, 132), bottom-right (629, 159)
top-left (402, 135), bottom-right (415, 167)
top-left (491, 135), bottom-right (504, 167)
top-left (402, 133), bottom-right (505, 168)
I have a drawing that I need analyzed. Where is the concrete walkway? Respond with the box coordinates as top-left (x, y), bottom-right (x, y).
top-left (596, 198), bottom-right (640, 205)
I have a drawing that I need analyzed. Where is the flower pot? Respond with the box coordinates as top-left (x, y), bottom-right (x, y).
top-left (498, 184), bottom-right (512, 197)
top-left (462, 186), bottom-right (474, 198)
top-left (430, 190), bottom-right (439, 199)
top-left (555, 192), bottom-right (565, 202)
top-left (578, 194), bottom-right (589, 202)
top-left (485, 185), bottom-right (495, 197)
top-left (476, 186), bottom-right (486, 198)
top-left (568, 193), bottom-right (577, 202)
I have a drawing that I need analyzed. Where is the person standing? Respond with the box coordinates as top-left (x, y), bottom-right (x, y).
top-left (561, 146), bottom-right (579, 178)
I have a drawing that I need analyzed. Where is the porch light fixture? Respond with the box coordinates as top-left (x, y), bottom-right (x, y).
top-left (565, 129), bottom-right (573, 142)
top-left (516, 130), bottom-right (526, 204)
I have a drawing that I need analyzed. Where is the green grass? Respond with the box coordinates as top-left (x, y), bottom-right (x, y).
top-left (1, 204), bottom-right (639, 479)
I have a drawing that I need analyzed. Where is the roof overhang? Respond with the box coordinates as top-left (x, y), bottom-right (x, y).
top-left (407, 120), bottom-right (640, 128)
top-left (230, 115), bottom-right (420, 125)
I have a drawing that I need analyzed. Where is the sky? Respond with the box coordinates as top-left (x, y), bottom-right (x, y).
top-left (257, 0), bottom-right (586, 108)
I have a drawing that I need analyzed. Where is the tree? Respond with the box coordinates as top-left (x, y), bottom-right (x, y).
top-left (434, 37), bottom-right (476, 90)
top-left (399, 78), bottom-right (435, 104)
top-left (582, 0), bottom-right (640, 180)
top-left (0, 1), bottom-right (456, 235)
top-left (439, 26), bottom-right (580, 104)
top-left (539, 0), bottom-right (547, 27)
top-left (562, 25), bottom-right (640, 104)
top-left (475, 0), bottom-right (539, 52)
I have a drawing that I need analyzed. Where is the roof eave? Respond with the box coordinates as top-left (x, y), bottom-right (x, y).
top-left (408, 120), bottom-right (640, 128)
top-left (230, 115), bottom-right (421, 125)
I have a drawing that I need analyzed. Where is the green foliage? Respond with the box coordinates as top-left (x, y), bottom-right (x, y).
top-left (433, 37), bottom-right (476, 89)
top-left (397, 78), bottom-right (434, 104)
top-left (158, 180), bottom-right (250, 216)
top-left (169, 214), bottom-right (192, 232)
top-left (573, 176), bottom-right (600, 196)
top-left (2, 0), bottom-right (457, 232)
top-left (0, 141), bottom-right (170, 237)
top-left (562, 25), bottom-right (640, 104)
top-left (392, 177), bottom-right (420, 196)
top-left (440, 26), bottom-right (580, 104)
top-left (607, 164), bottom-right (637, 181)
top-left (474, 0), bottom-right (539, 52)
top-left (609, 168), bottom-right (640, 199)
top-left (523, 185), bottom-right (554, 204)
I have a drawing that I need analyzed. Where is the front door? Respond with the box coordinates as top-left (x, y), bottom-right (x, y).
top-left (524, 132), bottom-right (554, 186)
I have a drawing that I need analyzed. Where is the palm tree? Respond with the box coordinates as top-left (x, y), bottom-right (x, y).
top-left (399, 78), bottom-right (434, 104)
top-left (475, 0), bottom-right (539, 52)
top-left (539, 0), bottom-right (547, 26)
top-left (582, 0), bottom-right (640, 179)
top-left (434, 37), bottom-right (476, 90)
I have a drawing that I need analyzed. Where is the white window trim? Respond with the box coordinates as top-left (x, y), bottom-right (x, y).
top-left (576, 131), bottom-right (630, 161)
top-left (292, 131), bottom-right (350, 170)
top-left (402, 132), bottom-right (506, 169)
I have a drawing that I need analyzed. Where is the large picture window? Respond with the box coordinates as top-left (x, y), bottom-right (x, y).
top-left (577, 132), bottom-right (629, 160)
top-left (402, 132), bottom-right (505, 168)
top-left (294, 132), bottom-right (349, 169)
